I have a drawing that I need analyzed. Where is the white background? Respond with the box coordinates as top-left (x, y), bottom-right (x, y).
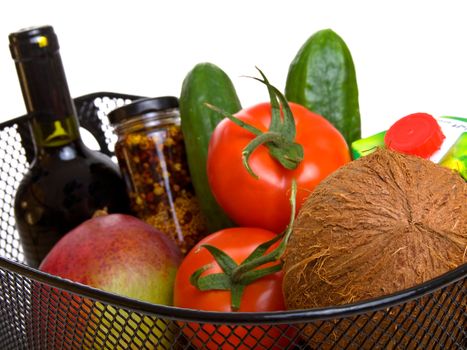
top-left (1, 0), bottom-right (467, 137)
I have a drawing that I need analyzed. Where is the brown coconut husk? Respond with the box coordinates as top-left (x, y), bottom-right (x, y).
top-left (282, 148), bottom-right (466, 348)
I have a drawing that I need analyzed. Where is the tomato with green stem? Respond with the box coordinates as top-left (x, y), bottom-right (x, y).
top-left (174, 227), bottom-right (284, 313)
top-left (206, 68), bottom-right (350, 233)
top-left (174, 182), bottom-right (299, 350)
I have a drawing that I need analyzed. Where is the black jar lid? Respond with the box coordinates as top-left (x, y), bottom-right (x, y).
top-left (108, 96), bottom-right (179, 125)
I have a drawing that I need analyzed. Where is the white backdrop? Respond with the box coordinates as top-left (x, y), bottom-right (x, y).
top-left (1, 0), bottom-right (467, 137)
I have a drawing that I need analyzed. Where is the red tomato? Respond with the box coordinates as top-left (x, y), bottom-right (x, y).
top-left (207, 102), bottom-right (350, 233)
top-left (174, 227), bottom-right (293, 350)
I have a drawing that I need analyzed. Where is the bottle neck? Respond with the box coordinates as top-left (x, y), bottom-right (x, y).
top-left (15, 50), bottom-right (81, 153)
top-left (30, 116), bottom-right (82, 152)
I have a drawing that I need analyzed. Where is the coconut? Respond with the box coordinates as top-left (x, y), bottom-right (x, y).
top-left (282, 148), bottom-right (466, 348)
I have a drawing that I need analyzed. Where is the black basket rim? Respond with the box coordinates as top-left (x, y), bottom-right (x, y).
top-left (0, 92), bottom-right (145, 130)
top-left (73, 91), bottom-right (146, 105)
top-left (1, 256), bottom-right (465, 325)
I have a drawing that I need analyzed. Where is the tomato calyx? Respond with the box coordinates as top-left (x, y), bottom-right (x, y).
top-left (190, 181), bottom-right (297, 311)
top-left (206, 68), bottom-right (304, 179)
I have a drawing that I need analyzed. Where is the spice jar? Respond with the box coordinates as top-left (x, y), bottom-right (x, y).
top-left (108, 96), bottom-right (207, 254)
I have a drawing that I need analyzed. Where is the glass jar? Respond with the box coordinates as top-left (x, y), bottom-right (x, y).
top-left (108, 96), bottom-right (207, 254)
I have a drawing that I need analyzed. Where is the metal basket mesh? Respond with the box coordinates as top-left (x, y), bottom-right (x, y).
top-left (0, 92), bottom-right (465, 349)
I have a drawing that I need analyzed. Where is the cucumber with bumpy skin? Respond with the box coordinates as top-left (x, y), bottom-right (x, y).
top-left (179, 62), bottom-right (241, 233)
top-left (285, 29), bottom-right (361, 146)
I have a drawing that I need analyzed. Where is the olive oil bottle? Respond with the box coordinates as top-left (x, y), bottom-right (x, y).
top-left (9, 25), bottom-right (130, 268)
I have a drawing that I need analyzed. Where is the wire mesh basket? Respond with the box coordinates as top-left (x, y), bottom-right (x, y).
top-left (0, 92), bottom-right (465, 350)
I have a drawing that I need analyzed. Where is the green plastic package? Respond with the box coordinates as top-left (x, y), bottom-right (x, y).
top-left (351, 116), bottom-right (467, 180)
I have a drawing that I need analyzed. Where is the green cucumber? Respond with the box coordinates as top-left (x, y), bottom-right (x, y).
top-left (179, 62), bottom-right (241, 233)
top-left (285, 29), bottom-right (361, 146)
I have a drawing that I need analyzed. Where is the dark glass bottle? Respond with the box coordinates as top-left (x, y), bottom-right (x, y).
top-left (9, 25), bottom-right (130, 268)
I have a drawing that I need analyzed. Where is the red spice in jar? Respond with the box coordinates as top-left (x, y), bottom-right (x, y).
top-left (109, 97), bottom-right (207, 254)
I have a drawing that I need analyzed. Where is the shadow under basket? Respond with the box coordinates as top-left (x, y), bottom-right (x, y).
top-left (0, 92), bottom-right (465, 350)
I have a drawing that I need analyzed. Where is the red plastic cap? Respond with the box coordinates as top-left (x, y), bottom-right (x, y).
top-left (384, 113), bottom-right (445, 159)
